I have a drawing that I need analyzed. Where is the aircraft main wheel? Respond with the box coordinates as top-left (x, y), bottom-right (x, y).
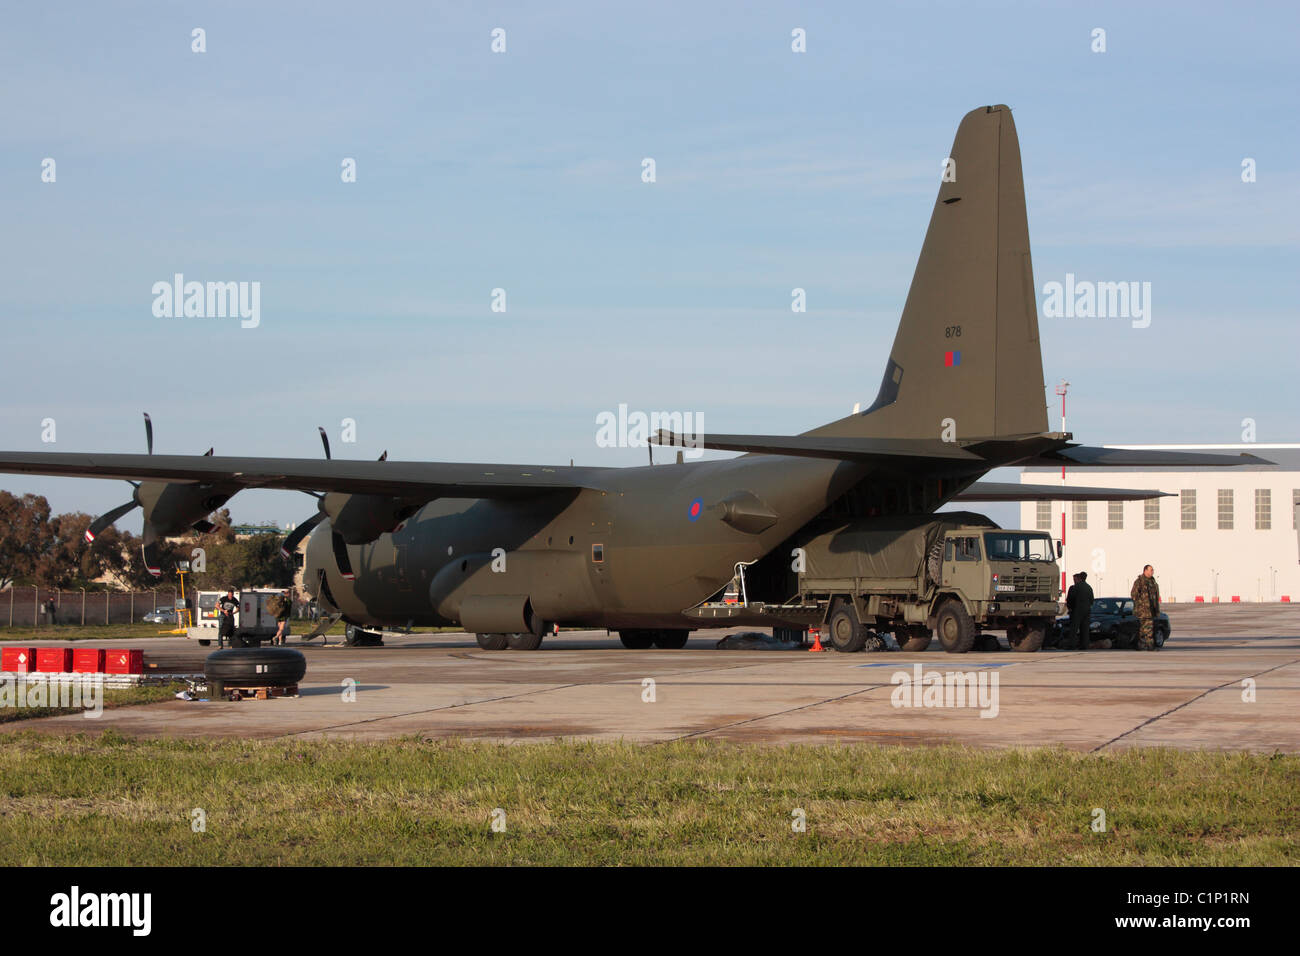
top-left (205, 648), bottom-right (306, 686)
top-left (618, 630), bottom-right (655, 649)
top-left (506, 632), bottom-right (544, 651)
top-left (1011, 619), bottom-right (1046, 653)
top-left (476, 633), bottom-right (509, 650)
top-left (827, 603), bottom-right (868, 653)
top-left (897, 626), bottom-right (932, 652)
top-left (935, 600), bottom-right (976, 653)
top-left (651, 630), bottom-right (689, 649)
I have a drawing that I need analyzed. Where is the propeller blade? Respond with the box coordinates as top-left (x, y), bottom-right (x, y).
top-left (203, 447), bottom-right (213, 457)
top-left (141, 523), bottom-right (162, 578)
top-left (378, 450), bottom-right (388, 462)
top-left (331, 530), bottom-right (355, 580)
top-left (318, 427), bottom-right (331, 460)
top-left (85, 499), bottom-right (139, 543)
top-left (143, 412), bottom-right (153, 455)
top-left (280, 512), bottom-right (325, 559)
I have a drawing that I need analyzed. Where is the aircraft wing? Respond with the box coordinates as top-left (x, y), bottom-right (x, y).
top-left (0, 452), bottom-right (603, 499)
top-left (954, 481), bottom-right (1173, 502)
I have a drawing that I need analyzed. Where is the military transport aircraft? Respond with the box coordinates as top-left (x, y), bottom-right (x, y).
top-left (0, 105), bottom-right (1264, 650)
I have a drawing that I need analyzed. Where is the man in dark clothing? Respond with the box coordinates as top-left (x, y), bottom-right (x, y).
top-left (1066, 571), bottom-right (1094, 649)
top-left (216, 589), bottom-right (238, 649)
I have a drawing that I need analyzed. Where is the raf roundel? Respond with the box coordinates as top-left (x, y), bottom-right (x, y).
top-left (687, 498), bottom-right (704, 522)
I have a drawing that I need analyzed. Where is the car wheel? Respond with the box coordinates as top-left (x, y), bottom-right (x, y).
top-left (935, 600), bottom-right (976, 653)
top-left (1154, 626), bottom-right (1167, 648)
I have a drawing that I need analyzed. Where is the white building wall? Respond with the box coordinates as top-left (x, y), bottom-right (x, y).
top-left (1019, 445), bottom-right (1300, 603)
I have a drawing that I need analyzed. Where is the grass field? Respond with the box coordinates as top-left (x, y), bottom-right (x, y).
top-left (0, 685), bottom-right (183, 724)
top-left (0, 734), bottom-right (1294, 865)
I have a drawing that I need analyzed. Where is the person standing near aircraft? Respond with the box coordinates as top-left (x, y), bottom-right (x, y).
top-left (1067, 571), bottom-right (1094, 649)
top-left (273, 588), bottom-right (292, 645)
top-left (1130, 565), bottom-right (1160, 651)
top-left (216, 588), bottom-right (238, 649)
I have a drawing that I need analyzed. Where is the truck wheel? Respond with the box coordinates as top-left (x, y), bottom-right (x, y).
top-left (618, 630), bottom-right (655, 649)
top-left (207, 679), bottom-right (224, 698)
top-left (827, 604), bottom-right (868, 653)
top-left (897, 626), bottom-right (932, 652)
top-left (476, 633), bottom-right (509, 650)
top-left (198, 639), bottom-right (211, 647)
top-left (973, 633), bottom-right (1002, 652)
top-left (1011, 620), bottom-right (1046, 653)
top-left (506, 632), bottom-right (544, 650)
top-left (652, 630), bottom-right (690, 649)
top-left (935, 600), bottom-right (976, 653)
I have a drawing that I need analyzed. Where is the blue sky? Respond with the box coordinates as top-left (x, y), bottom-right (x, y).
top-left (1, 0), bottom-right (1296, 530)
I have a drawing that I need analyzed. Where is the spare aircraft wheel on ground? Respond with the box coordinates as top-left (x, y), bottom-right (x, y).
top-left (205, 648), bottom-right (307, 698)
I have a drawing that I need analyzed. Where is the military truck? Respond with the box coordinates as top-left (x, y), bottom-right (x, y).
top-left (794, 512), bottom-right (1061, 653)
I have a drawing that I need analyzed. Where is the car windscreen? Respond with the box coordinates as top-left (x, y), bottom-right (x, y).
top-left (983, 532), bottom-right (1055, 561)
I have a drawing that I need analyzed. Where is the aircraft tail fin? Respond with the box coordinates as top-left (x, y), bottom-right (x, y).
top-left (809, 105), bottom-right (1048, 443)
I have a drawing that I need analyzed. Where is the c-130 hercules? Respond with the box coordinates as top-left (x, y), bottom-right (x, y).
top-left (0, 106), bottom-right (1263, 650)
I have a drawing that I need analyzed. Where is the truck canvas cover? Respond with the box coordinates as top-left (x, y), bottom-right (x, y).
top-left (803, 512), bottom-right (999, 581)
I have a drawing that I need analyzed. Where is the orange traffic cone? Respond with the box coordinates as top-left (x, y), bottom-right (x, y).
top-left (808, 627), bottom-right (825, 652)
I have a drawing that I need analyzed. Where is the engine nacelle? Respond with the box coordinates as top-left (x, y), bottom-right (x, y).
top-left (321, 492), bottom-right (421, 545)
top-left (135, 481), bottom-right (235, 536)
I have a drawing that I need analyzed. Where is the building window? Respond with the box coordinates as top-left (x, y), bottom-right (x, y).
top-left (1035, 501), bottom-right (1052, 530)
top-left (1180, 489), bottom-right (1196, 530)
top-left (1108, 501), bottom-right (1123, 530)
top-left (1144, 497), bottom-right (1160, 530)
top-left (1218, 489), bottom-right (1233, 530)
top-left (1255, 489), bottom-right (1270, 530)
top-left (1072, 500), bottom-right (1087, 530)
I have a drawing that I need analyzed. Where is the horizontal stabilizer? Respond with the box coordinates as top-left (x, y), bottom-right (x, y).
top-left (1019, 446), bottom-right (1273, 468)
top-left (954, 481), bottom-right (1172, 502)
top-left (652, 430), bottom-right (980, 464)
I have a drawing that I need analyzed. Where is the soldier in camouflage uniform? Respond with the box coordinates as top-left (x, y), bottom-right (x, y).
top-left (1129, 564), bottom-right (1160, 650)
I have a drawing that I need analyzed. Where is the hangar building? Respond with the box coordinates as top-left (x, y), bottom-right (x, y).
top-left (1019, 444), bottom-right (1300, 603)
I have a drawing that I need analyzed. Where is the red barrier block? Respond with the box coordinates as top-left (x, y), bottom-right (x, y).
top-left (104, 649), bottom-right (144, 675)
top-left (1283, 595), bottom-right (1291, 603)
top-left (1231, 596), bottom-right (1241, 603)
top-left (1, 647), bottom-right (37, 673)
top-left (72, 648), bottom-right (105, 674)
top-left (1194, 595), bottom-right (1204, 602)
top-left (35, 648), bottom-right (72, 673)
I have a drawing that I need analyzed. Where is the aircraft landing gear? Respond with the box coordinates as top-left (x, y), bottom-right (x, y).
top-left (618, 629), bottom-right (689, 649)
top-left (344, 624), bottom-right (384, 647)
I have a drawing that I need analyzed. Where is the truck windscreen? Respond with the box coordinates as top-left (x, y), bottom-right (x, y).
top-left (983, 532), bottom-right (1054, 562)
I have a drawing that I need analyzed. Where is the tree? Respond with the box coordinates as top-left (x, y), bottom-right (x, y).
top-left (35, 511), bottom-right (132, 590)
top-left (191, 533), bottom-right (294, 590)
top-left (0, 491), bottom-right (55, 589)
